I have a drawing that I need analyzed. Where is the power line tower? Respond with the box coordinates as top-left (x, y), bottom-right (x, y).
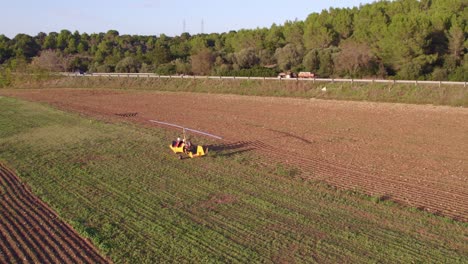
top-left (201, 19), bottom-right (204, 34)
top-left (183, 19), bottom-right (186, 33)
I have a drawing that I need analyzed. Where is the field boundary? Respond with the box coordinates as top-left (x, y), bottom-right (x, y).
top-left (63, 72), bottom-right (467, 87)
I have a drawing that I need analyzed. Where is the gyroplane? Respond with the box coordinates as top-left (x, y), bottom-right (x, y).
top-left (150, 120), bottom-right (222, 159)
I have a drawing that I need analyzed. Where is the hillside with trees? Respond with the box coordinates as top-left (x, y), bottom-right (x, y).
top-left (0, 0), bottom-right (466, 81)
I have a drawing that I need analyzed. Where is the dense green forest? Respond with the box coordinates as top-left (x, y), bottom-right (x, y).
top-left (0, 0), bottom-right (466, 81)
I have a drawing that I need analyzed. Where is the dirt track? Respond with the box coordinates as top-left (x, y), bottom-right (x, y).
top-left (2, 89), bottom-right (468, 222)
top-left (0, 163), bottom-right (109, 263)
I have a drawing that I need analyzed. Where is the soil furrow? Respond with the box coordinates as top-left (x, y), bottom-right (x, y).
top-left (0, 218), bottom-right (26, 263)
top-left (0, 200), bottom-right (42, 263)
top-left (0, 164), bottom-right (110, 264)
top-left (1, 165), bottom-right (109, 263)
top-left (0, 170), bottom-right (83, 263)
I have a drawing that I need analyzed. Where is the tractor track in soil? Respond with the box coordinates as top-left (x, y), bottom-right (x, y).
top-left (0, 163), bottom-right (109, 264)
top-left (1, 88), bottom-right (467, 222)
top-left (244, 140), bottom-right (468, 221)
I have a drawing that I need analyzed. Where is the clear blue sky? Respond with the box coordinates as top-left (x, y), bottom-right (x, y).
top-left (1, 0), bottom-right (375, 38)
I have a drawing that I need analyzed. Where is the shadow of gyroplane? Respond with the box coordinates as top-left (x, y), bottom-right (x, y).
top-left (205, 141), bottom-right (257, 157)
top-left (265, 128), bottom-right (313, 144)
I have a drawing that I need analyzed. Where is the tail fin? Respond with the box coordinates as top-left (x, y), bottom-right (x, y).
top-left (197, 145), bottom-right (205, 156)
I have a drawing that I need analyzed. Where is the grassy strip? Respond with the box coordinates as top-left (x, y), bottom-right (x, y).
top-left (0, 97), bottom-right (467, 263)
top-left (9, 76), bottom-right (468, 107)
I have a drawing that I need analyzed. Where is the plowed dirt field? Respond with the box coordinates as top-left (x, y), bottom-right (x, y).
top-left (2, 89), bottom-right (467, 222)
top-left (0, 163), bottom-right (109, 263)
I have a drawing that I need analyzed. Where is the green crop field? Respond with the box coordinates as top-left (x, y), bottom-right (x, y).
top-left (0, 96), bottom-right (467, 263)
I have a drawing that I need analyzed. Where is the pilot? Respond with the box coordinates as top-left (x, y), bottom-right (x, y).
top-left (175, 137), bottom-right (182, 147)
top-left (184, 139), bottom-right (192, 152)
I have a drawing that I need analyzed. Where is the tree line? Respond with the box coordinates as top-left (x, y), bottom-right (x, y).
top-left (0, 0), bottom-right (466, 81)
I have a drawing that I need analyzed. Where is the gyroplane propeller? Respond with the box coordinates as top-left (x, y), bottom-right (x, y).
top-left (149, 120), bottom-right (222, 159)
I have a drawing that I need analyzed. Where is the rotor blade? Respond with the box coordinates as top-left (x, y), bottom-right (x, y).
top-left (149, 120), bottom-right (184, 129)
top-left (149, 120), bottom-right (223, 140)
top-left (184, 127), bottom-right (223, 140)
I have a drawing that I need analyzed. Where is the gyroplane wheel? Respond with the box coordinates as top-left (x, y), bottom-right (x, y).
top-left (178, 155), bottom-right (183, 160)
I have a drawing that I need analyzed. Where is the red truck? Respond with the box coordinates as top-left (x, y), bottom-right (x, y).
top-left (298, 72), bottom-right (315, 78)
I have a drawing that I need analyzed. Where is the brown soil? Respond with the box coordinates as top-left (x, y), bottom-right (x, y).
top-left (2, 88), bottom-right (467, 222)
top-left (0, 163), bottom-right (109, 264)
